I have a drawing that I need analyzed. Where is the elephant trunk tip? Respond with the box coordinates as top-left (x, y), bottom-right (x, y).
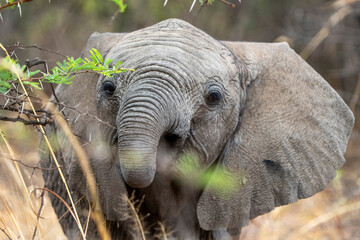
top-left (119, 149), bottom-right (157, 188)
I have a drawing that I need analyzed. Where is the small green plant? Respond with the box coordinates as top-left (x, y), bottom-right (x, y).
top-left (0, 48), bottom-right (131, 94)
top-left (45, 48), bottom-right (131, 84)
top-left (0, 57), bottom-right (38, 93)
top-left (109, 0), bottom-right (127, 13)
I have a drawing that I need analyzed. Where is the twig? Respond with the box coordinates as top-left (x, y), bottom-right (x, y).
top-left (84, 200), bottom-right (92, 238)
top-left (31, 189), bottom-right (46, 240)
top-left (0, 226), bottom-right (11, 240)
top-left (1, 104), bottom-right (49, 114)
top-left (217, 0), bottom-right (235, 8)
top-left (300, 5), bottom-right (353, 60)
top-left (1, 93), bottom-right (116, 129)
top-left (0, 0), bottom-right (33, 11)
top-left (24, 57), bottom-right (49, 74)
top-left (4, 43), bottom-right (66, 58)
top-left (197, 0), bottom-right (235, 14)
top-left (49, 83), bottom-right (62, 115)
top-left (126, 194), bottom-right (146, 240)
top-left (158, 222), bottom-right (168, 240)
top-left (107, 9), bottom-right (120, 31)
top-left (0, 116), bottom-right (51, 126)
top-left (32, 188), bottom-right (78, 221)
top-left (2, 156), bottom-right (61, 171)
top-left (0, 216), bottom-right (16, 239)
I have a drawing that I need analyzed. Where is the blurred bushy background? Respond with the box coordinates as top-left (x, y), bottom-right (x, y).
top-left (0, 0), bottom-right (359, 239)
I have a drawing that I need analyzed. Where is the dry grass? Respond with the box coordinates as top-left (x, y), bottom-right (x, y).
top-left (0, 122), bottom-right (66, 240)
top-left (241, 165), bottom-right (360, 239)
top-left (1, 121), bottom-right (360, 240)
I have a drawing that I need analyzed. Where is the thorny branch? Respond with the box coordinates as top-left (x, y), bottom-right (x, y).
top-left (25, 57), bottom-right (49, 74)
top-left (1, 156), bottom-right (61, 171)
top-left (1, 101), bottom-right (53, 126)
top-left (1, 104), bottom-right (49, 115)
top-left (0, 115), bottom-right (51, 125)
top-left (0, 0), bottom-right (33, 12)
top-left (1, 91), bottom-right (116, 129)
top-left (4, 43), bottom-right (67, 58)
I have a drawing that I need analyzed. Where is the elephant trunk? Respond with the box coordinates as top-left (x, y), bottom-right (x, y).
top-left (117, 87), bottom-right (180, 188)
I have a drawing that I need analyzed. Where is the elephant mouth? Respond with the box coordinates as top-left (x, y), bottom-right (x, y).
top-left (114, 131), bottom-right (185, 185)
top-left (156, 132), bottom-right (184, 173)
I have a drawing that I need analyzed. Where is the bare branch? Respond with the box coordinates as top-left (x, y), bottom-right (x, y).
top-left (217, 0), bottom-right (235, 8)
top-left (0, 226), bottom-right (11, 240)
top-left (1, 92), bottom-right (115, 129)
top-left (25, 57), bottom-right (49, 74)
top-left (4, 43), bottom-right (66, 58)
top-left (32, 189), bottom-right (45, 240)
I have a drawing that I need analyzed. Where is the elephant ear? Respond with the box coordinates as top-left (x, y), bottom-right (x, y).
top-left (48, 32), bottom-right (128, 221)
top-left (197, 42), bottom-right (354, 235)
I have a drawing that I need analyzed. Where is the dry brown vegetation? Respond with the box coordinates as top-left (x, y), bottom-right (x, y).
top-left (1, 0), bottom-right (360, 239)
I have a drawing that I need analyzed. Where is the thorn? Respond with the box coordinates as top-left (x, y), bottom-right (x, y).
top-left (37, 147), bottom-right (46, 154)
top-left (163, 0), bottom-right (168, 6)
top-left (18, 3), bottom-right (22, 17)
top-left (20, 102), bottom-right (25, 115)
top-left (189, 0), bottom-right (197, 12)
top-left (74, 114), bottom-right (81, 123)
top-left (3, 98), bottom-right (10, 109)
top-left (39, 79), bottom-right (44, 90)
top-left (89, 134), bottom-right (92, 142)
top-left (0, 13), bottom-right (3, 23)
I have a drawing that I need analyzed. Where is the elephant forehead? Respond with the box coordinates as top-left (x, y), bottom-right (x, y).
top-left (107, 19), bottom-right (239, 77)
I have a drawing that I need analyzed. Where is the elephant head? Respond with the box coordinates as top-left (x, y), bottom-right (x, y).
top-left (42, 19), bottom-right (354, 238)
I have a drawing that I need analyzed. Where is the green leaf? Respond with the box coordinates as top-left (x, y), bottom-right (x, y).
top-left (109, 0), bottom-right (127, 13)
top-left (28, 70), bottom-right (41, 77)
top-left (92, 48), bottom-right (104, 64)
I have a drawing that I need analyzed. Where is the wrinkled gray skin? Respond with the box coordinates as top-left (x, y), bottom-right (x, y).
top-left (41, 19), bottom-right (354, 240)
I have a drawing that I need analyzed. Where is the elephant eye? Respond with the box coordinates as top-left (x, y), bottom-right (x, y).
top-left (205, 86), bottom-right (223, 106)
top-left (102, 81), bottom-right (116, 95)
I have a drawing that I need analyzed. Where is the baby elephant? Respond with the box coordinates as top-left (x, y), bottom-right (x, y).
top-left (41, 19), bottom-right (354, 239)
